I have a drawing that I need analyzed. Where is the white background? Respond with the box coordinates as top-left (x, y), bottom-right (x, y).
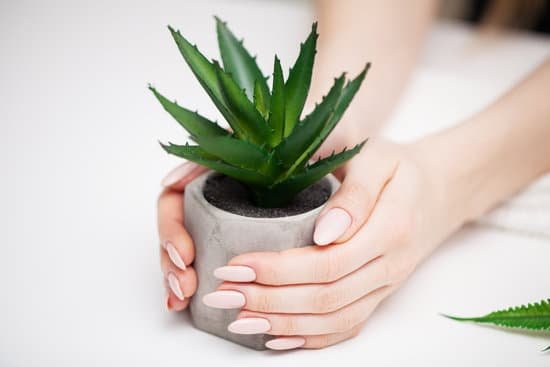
top-left (1, 0), bottom-right (549, 365)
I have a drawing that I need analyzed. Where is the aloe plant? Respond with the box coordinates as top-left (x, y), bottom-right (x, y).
top-left (150, 18), bottom-right (369, 207)
top-left (443, 298), bottom-right (550, 351)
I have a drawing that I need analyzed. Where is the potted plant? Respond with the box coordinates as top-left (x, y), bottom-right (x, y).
top-left (150, 17), bottom-right (369, 350)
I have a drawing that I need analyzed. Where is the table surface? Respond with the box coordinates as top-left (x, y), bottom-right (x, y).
top-left (1, 1), bottom-right (549, 366)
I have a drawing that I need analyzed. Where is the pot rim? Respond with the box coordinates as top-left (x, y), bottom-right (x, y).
top-left (186, 171), bottom-right (340, 223)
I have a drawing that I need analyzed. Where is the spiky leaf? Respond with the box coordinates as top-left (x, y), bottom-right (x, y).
top-left (275, 141), bottom-right (366, 194)
top-left (443, 299), bottom-right (550, 331)
top-left (267, 56), bottom-right (285, 146)
top-left (294, 65), bottom-right (369, 168)
top-left (283, 23), bottom-right (318, 137)
top-left (274, 74), bottom-right (345, 178)
top-left (169, 26), bottom-right (256, 139)
top-left (149, 86), bottom-right (227, 138)
top-left (215, 64), bottom-right (272, 145)
top-left (192, 134), bottom-right (272, 174)
top-left (161, 143), bottom-right (271, 186)
top-left (215, 17), bottom-right (270, 107)
top-left (254, 79), bottom-right (269, 119)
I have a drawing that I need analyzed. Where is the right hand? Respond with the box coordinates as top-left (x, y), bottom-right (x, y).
top-left (158, 162), bottom-right (206, 311)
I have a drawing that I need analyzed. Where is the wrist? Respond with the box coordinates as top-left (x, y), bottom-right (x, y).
top-left (411, 132), bottom-right (478, 230)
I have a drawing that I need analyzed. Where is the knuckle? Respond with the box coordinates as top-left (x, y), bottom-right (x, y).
top-left (312, 285), bottom-right (344, 314)
top-left (381, 257), bottom-right (415, 284)
top-left (313, 252), bottom-right (343, 283)
top-left (338, 181), bottom-right (373, 213)
top-left (332, 309), bottom-right (359, 333)
top-left (391, 214), bottom-right (414, 244)
top-left (280, 316), bottom-right (299, 335)
top-left (246, 286), bottom-right (274, 313)
top-left (309, 335), bottom-right (331, 349)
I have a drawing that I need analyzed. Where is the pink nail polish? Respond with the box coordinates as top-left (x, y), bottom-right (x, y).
top-left (202, 290), bottom-right (245, 309)
top-left (214, 266), bottom-right (256, 282)
top-left (166, 242), bottom-right (187, 271)
top-left (228, 318), bottom-right (271, 334)
top-left (161, 162), bottom-right (197, 187)
top-left (265, 337), bottom-right (305, 350)
top-left (313, 208), bottom-right (352, 246)
top-left (168, 272), bottom-right (185, 301)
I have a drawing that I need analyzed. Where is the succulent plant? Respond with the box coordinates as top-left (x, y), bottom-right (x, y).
top-left (150, 18), bottom-right (369, 207)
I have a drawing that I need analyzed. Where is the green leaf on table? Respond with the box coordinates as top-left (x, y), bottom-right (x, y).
top-left (443, 298), bottom-right (550, 331)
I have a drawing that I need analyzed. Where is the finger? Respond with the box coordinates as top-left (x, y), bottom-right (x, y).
top-left (229, 286), bottom-right (393, 336)
top-left (161, 162), bottom-right (206, 190)
top-left (161, 250), bottom-right (198, 303)
top-left (216, 256), bottom-right (393, 314)
top-left (300, 322), bottom-right (365, 349)
top-left (313, 141), bottom-right (398, 246)
top-left (164, 279), bottom-right (190, 312)
top-left (158, 189), bottom-right (195, 266)
top-left (223, 231), bottom-right (383, 285)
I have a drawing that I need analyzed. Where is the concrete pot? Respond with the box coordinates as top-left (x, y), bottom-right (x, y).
top-left (184, 171), bottom-right (340, 350)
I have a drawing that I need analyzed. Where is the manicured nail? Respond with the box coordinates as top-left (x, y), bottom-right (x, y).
top-left (313, 207), bottom-right (352, 246)
top-left (202, 290), bottom-right (245, 309)
top-left (161, 162), bottom-right (197, 187)
top-left (265, 337), bottom-right (305, 350)
top-left (167, 272), bottom-right (184, 301)
top-left (166, 242), bottom-right (186, 271)
top-left (228, 318), bottom-right (271, 334)
top-left (214, 266), bottom-right (256, 282)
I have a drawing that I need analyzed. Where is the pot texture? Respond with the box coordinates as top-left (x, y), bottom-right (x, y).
top-left (184, 171), bottom-right (340, 350)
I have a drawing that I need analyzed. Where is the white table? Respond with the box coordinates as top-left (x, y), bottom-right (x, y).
top-left (1, 1), bottom-right (548, 365)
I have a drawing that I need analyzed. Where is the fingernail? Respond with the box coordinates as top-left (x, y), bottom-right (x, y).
top-left (313, 208), bottom-right (352, 246)
top-left (166, 242), bottom-right (186, 271)
top-left (265, 337), bottom-right (305, 350)
top-left (214, 266), bottom-right (256, 282)
top-left (228, 318), bottom-right (271, 334)
top-left (161, 162), bottom-right (197, 187)
top-left (168, 272), bottom-right (184, 301)
top-left (202, 290), bottom-right (245, 309)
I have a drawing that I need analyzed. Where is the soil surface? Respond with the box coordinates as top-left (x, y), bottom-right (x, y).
top-left (203, 174), bottom-right (332, 218)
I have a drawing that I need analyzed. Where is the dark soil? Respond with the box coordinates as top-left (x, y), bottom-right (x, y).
top-left (203, 174), bottom-right (331, 218)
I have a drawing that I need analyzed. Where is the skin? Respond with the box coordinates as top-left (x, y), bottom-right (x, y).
top-left (158, 1), bottom-right (550, 350)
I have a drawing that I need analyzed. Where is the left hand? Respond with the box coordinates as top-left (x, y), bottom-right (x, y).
top-left (203, 139), bottom-right (464, 350)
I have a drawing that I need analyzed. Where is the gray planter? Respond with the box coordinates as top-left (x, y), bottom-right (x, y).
top-left (184, 171), bottom-right (340, 350)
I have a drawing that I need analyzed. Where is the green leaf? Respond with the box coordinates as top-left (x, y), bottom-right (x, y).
top-left (274, 74), bottom-right (345, 179)
top-left (168, 26), bottom-right (250, 139)
top-left (254, 79), bottom-right (269, 119)
top-left (161, 142), bottom-right (271, 186)
top-left (149, 85), bottom-right (227, 138)
top-left (215, 63), bottom-right (273, 145)
top-left (215, 17), bottom-right (270, 107)
top-left (443, 298), bottom-right (550, 331)
top-left (168, 26), bottom-right (226, 110)
top-left (542, 345), bottom-right (550, 352)
top-left (267, 56), bottom-right (285, 146)
top-left (275, 141), bottom-right (366, 195)
top-left (292, 64), bottom-right (369, 169)
top-left (283, 22), bottom-right (318, 137)
top-left (192, 134), bottom-right (272, 174)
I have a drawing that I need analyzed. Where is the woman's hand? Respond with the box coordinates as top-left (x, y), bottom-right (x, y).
top-left (205, 139), bottom-right (465, 350)
top-left (158, 162), bottom-right (207, 311)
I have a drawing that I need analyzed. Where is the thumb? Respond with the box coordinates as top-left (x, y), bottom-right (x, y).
top-left (313, 146), bottom-right (398, 246)
top-left (161, 161), bottom-right (207, 191)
